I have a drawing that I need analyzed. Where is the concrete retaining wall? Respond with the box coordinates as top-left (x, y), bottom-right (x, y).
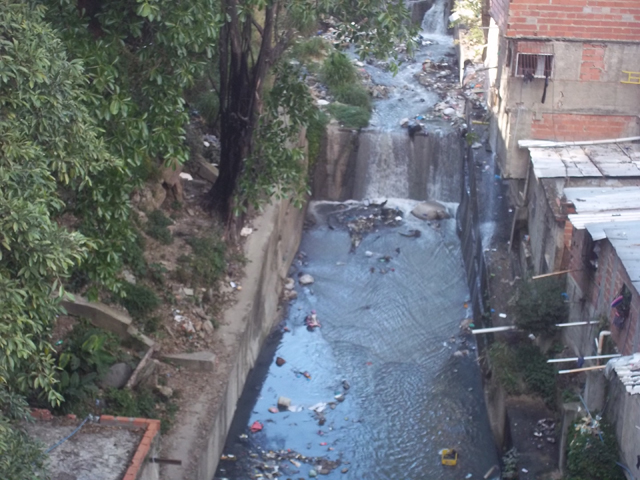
top-left (161, 198), bottom-right (306, 480)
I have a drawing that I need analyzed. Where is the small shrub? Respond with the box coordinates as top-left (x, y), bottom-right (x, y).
top-left (146, 210), bottom-right (173, 245)
top-left (327, 103), bottom-right (370, 128)
top-left (192, 90), bottom-right (219, 127)
top-left (122, 230), bottom-right (148, 278)
top-left (566, 421), bottom-right (624, 480)
top-left (333, 84), bottom-right (371, 110)
top-left (291, 37), bottom-right (327, 60)
top-left (513, 277), bottom-right (568, 335)
top-left (185, 235), bottom-right (226, 287)
top-left (147, 262), bottom-right (167, 286)
top-left (54, 321), bottom-right (119, 413)
top-left (104, 388), bottom-right (178, 434)
top-left (118, 282), bottom-right (160, 320)
top-left (306, 108), bottom-right (329, 165)
top-left (515, 343), bottom-right (557, 406)
top-left (488, 342), bottom-right (521, 394)
top-left (321, 51), bottom-right (357, 89)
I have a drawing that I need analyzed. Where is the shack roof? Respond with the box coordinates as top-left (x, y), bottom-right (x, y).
top-left (529, 143), bottom-right (640, 178)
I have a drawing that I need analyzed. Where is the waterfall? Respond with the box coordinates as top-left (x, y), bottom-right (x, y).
top-left (421, 0), bottom-right (448, 34)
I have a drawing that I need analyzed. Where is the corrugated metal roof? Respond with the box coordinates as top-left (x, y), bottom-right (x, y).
top-left (592, 222), bottom-right (640, 291)
top-left (565, 187), bottom-right (640, 213)
top-left (574, 215), bottom-right (640, 237)
top-left (605, 353), bottom-right (640, 394)
top-left (530, 144), bottom-right (640, 178)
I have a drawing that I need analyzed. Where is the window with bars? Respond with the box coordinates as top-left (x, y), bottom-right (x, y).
top-left (515, 53), bottom-right (553, 79)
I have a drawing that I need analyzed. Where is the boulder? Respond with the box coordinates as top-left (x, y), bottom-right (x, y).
top-left (160, 159), bottom-right (183, 187)
top-left (411, 201), bottom-right (450, 221)
top-left (138, 182), bottom-right (167, 212)
top-left (99, 362), bottom-right (133, 389)
top-left (193, 155), bottom-right (219, 183)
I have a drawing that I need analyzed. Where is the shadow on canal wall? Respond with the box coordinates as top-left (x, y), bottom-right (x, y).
top-left (456, 108), bottom-right (510, 453)
top-left (313, 125), bottom-right (463, 203)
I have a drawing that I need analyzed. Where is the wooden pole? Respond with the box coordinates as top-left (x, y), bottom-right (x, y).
top-left (125, 345), bottom-right (157, 389)
top-left (532, 269), bottom-right (579, 280)
top-left (558, 365), bottom-right (606, 375)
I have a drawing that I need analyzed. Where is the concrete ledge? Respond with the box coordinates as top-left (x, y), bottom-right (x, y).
top-left (161, 352), bottom-right (217, 372)
top-left (62, 295), bottom-right (154, 349)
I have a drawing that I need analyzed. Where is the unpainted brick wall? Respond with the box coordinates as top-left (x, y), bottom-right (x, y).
top-left (490, 0), bottom-right (510, 32)
top-left (580, 43), bottom-right (607, 81)
top-left (506, 0), bottom-right (640, 41)
top-left (530, 113), bottom-right (638, 141)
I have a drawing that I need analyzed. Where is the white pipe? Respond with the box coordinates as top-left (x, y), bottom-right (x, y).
top-left (547, 354), bottom-right (621, 364)
top-left (471, 326), bottom-right (517, 334)
top-left (472, 322), bottom-right (593, 335)
top-left (556, 321), bottom-right (591, 327)
top-left (518, 136), bottom-right (640, 149)
top-left (597, 330), bottom-right (611, 356)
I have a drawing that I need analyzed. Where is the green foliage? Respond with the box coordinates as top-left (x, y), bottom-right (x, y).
top-left (321, 52), bottom-right (358, 89)
top-left (566, 422), bottom-right (624, 480)
top-left (118, 282), bottom-right (161, 320)
top-left (54, 321), bottom-right (119, 413)
top-left (449, 0), bottom-right (485, 47)
top-left (306, 109), bottom-right (329, 165)
top-left (513, 277), bottom-right (568, 336)
top-left (122, 230), bottom-right (148, 278)
top-left (0, 1), bottom-right (131, 406)
top-left (0, 389), bottom-right (48, 480)
top-left (489, 340), bottom-right (557, 406)
top-left (327, 104), bottom-right (371, 128)
top-left (333, 84), bottom-right (372, 110)
top-left (145, 210), bottom-right (174, 245)
top-left (488, 342), bottom-right (520, 394)
top-left (179, 236), bottom-right (227, 287)
top-left (236, 63), bottom-right (315, 213)
top-left (514, 343), bottom-right (557, 406)
top-left (291, 37), bottom-right (328, 61)
top-left (105, 387), bottom-right (178, 434)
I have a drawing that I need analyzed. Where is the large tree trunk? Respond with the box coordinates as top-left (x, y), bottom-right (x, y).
top-left (208, 0), bottom-right (275, 221)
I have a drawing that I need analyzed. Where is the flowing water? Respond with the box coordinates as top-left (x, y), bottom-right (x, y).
top-left (215, 2), bottom-right (500, 478)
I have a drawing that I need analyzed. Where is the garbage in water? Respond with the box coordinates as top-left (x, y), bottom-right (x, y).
top-left (275, 357), bottom-right (286, 367)
top-left (250, 421), bottom-right (263, 433)
top-left (441, 448), bottom-right (458, 466)
top-left (240, 227), bottom-right (253, 237)
top-left (299, 273), bottom-right (315, 285)
top-left (305, 311), bottom-right (321, 329)
top-left (309, 402), bottom-right (327, 413)
top-left (277, 396), bottom-right (292, 409)
top-left (268, 407), bottom-right (278, 414)
top-left (498, 313), bottom-right (507, 318)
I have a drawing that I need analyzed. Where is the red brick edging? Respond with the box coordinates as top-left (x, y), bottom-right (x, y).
top-left (99, 415), bottom-right (161, 480)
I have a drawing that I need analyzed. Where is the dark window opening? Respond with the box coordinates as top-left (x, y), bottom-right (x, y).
top-left (516, 53), bottom-right (553, 79)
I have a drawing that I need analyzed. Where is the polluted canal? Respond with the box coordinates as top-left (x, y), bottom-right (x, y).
top-left (215, 4), bottom-right (501, 480)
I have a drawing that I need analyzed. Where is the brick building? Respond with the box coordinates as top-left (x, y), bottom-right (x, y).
top-left (484, 0), bottom-right (640, 180)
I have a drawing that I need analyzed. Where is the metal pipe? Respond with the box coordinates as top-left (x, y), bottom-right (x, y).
top-left (558, 365), bottom-right (606, 374)
top-left (547, 354), bottom-right (620, 364)
top-left (471, 326), bottom-right (518, 334)
top-left (597, 330), bottom-right (611, 356)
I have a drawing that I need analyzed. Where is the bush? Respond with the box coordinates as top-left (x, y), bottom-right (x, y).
top-left (514, 343), bottom-right (557, 406)
top-left (327, 103), bottom-right (371, 128)
top-left (333, 84), bottom-right (371, 110)
top-left (104, 388), bottom-right (178, 434)
top-left (488, 342), bottom-right (521, 394)
top-left (0, 390), bottom-right (48, 479)
top-left (54, 321), bottom-right (119, 413)
top-left (306, 108), bottom-right (329, 165)
top-left (291, 37), bottom-right (327, 61)
top-left (118, 282), bottom-right (160, 320)
top-left (146, 209), bottom-right (173, 245)
top-left (567, 421), bottom-right (624, 480)
top-left (181, 236), bottom-right (227, 287)
top-left (122, 230), bottom-right (148, 278)
top-left (320, 51), bottom-right (357, 89)
top-left (513, 277), bottom-right (568, 335)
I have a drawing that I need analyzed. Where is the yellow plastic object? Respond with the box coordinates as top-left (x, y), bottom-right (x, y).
top-left (441, 449), bottom-right (458, 466)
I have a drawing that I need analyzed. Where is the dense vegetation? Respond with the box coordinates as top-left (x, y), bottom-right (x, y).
top-left (0, 0), bottom-right (414, 475)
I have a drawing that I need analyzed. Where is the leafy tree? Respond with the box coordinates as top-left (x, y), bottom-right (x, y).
top-left (0, 390), bottom-right (48, 480)
top-left (513, 277), bottom-right (568, 336)
top-left (208, 0), bottom-right (417, 217)
top-left (567, 421), bottom-right (624, 480)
